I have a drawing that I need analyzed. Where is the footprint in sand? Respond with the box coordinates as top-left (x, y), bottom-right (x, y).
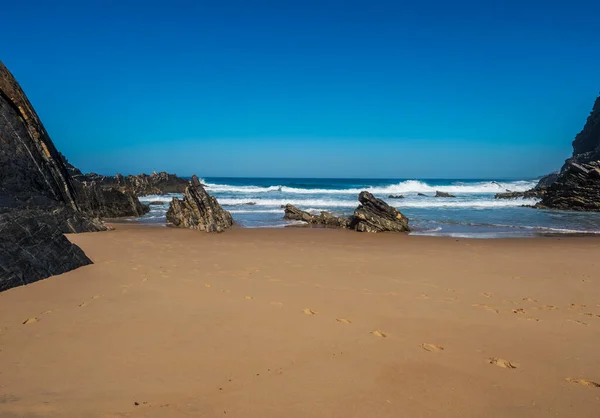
top-left (568, 319), bottom-right (588, 326)
top-left (421, 343), bottom-right (444, 352)
top-left (244, 296), bottom-right (254, 300)
top-left (581, 313), bottom-right (600, 318)
top-left (22, 317), bottom-right (38, 325)
top-left (371, 330), bottom-right (387, 338)
top-left (417, 294), bottom-right (430, 300)
top-left (141, 277), bottom-right (148, 282)
top-left (488, 358), bottom-right (517, 369)
top-left (482, 292), bottom-right (493, 298)
top-left (336, 318), bottom-right (352, 324)
top-left (221, 289), bottom-right (230, 293)
top-left (204, 284), bottom-right (212, 288)
top-left (568, 303), bottom-right (587, 310)
top-left (539, 305), bottom-right (557, 311)
top-left (472, 304), bottom-right (499, 314)
top-left (446, 288), bottom-right (456, 293)
top-left (512, 308), bottom-right (526, 315)
top-left (303, 309), bottom-right (317, 315)
top-left (41, 310), bottom-right (52, 315)
top-left (522, 297), bottom-right (538, 302)
top-left (565, 377), bottom-right (600, 388)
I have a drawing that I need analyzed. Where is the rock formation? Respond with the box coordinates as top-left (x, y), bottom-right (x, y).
top-left (284, 192), bottom-right (410, 233)
top-left (72, 169), bottom-right (189, 196)
top-left (435, 191), bottom-right (455, 198)
top-left (283, 204), bottom-right (349, 228)
top-left (530, 95), bottom-right (600, 211)
top-left (1, 61), bottom-right (141, 291)
top-left (388, 194), bottom-right (405, 199)
top-left (167, 175), bottom-right (233, 232)
top-left (348, 191), bottom-right (410, 232)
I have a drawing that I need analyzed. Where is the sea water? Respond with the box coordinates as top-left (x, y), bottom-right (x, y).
top-left (135, 178), bottom-right (600, 238)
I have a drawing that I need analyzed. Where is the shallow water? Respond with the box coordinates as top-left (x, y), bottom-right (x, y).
top-left (133, 177), bottom-right (600, 238)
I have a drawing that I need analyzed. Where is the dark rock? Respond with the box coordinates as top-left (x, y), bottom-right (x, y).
top-left (283, 204), bottom-right (348, 228)
top-left (495, 190), bottom-right (546, 199)
top-left (535, 162), bottom-right (600, 211)
top-left (535, 172), bottom-right (560, 189)
top-left (571, 95), bottom-right (600, 162)
top-left (348, 191), bottom-right (410, 233)
top-left (0, 209), bottom-right (95, 292)
top-left (0, 61), bottom-right (111, 292)
top-left (387, 194), bottom-right (405, 199)
top-left (434, 191), bottom-right (456, 198)
top-left (417, 193), bottom-right (427, 197)
top-left (166, 175), bottom-right (233, 232)
top-left (72, 181), bottom-right (150, 218)
top-left (74, 171), bottom-right (189, 196)
top-left (148, 201), bottom-right (166, 206)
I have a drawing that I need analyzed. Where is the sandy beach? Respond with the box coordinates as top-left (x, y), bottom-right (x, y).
top-left (1, 226), bottom-right (600, 417)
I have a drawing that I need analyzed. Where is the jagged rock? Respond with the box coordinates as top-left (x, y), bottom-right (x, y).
top-left (74, 170), bottom-right (189, 196)
top-left (571, 96), bottom-right (600, 163)
top-left (535, 162), bottom-right (600, 211)
top-left (348, 191), bottom-right (410, 233)
top-left (72, 181), bottom-right (149, 218)
top-left (435, 191), bottom-right (456, 198)
top-left (417, 193), bottom-right (427, 197)
top-left (283, 204), bottom-right (348, 228)
top-left (166, 175), bottom-right (233, 232)
top-left (0, 61), bottom-right (110, 292)
top-left (388, 194), bottom-right (405, 199)
top-left (148, 201), bottom-right (165, 206)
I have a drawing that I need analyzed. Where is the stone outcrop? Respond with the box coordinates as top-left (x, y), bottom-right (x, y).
top-left (495, 190), bottom-right (545, 199)
top-left (284, 192), bottom-right (410, 233)
top-left (73, 170), bottom-right (188, 196)
top-left (527, 95), bottom-right (600, 211)
top-left (1, 61), bottom-right (118, 292)
top-left (348, 191), bottom-right (410, 232)
top-left (167, 175), bottom-right (233, 232)
top-left (535, 162), bottom-right (600, 211)
top-left (283, 204), bottom-right (349, 228)
top-left (0, 209), bottom-right (96, 292)
top-left (435, 191), bottom-right (455, 198)
top-left (388, 194), bottom-right (405, 199)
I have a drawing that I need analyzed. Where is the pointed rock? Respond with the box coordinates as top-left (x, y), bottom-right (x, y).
top-left (166, 175), bottom-right (233, 232)
top-left (348, 191), bottom-right (410, 232)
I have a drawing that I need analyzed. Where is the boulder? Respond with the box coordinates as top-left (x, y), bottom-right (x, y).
top-left (388, 194), bottom-right (405, 199)
top-left (283, 204), bottom-right (348, 228)
top-left (435, 191), bottom-right (456, 198)
top-left (495, 190), bottom-right (546, 199)
top-left (348, 191), bottom-right (410, 232)
top-left (417, 193), bottom-right (427, 197)
top-left (166, 175), bottom-right (233, 232)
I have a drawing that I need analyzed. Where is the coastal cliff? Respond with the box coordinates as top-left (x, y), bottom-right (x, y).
top-left (534, 95), bottom-right (600, 211)
top-left (0, 62), bottom-right (146, 291)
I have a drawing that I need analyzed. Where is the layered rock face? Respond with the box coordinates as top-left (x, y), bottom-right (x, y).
top-left (348, 191), bottom-right (410, 232)
top-left (532, 95), bottom-right (600, 211)
top-left (1, 62), bottom-right (114, 291)
top-left (283, 204), bottom-right (349, 228)
top-left (284, 191), bottom-right (410, 233)
top-left (535, 162), bottom-right (600, 211)
top-left (167, 175), bottom-right (233, 232)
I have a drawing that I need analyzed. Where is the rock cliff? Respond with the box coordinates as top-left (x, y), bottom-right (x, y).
top-left (533, 95), bottom-right (600, 211)
top-left (167, 175), bottom-right (233, 232)
top-left (1, 62), bottom-right (139, 291)
top-left (73, 170), bottom-right (189, 196)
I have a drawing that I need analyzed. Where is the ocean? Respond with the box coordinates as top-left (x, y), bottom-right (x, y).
top-left (134, 178), bottom-right (600, 238)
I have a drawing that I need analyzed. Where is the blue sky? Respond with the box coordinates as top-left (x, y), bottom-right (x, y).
top-left (3, 0), bottom-right (599, 178)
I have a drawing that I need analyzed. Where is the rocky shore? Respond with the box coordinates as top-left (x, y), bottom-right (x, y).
top-left (284, 191), bottom-right (410, 232)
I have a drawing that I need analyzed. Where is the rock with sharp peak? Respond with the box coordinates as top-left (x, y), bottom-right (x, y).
top-left (348, 191), bottom-right (410, 232)
top-left (166, 175), bottom-right (233, 232)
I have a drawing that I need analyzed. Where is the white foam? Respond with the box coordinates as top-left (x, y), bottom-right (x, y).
top-left (219, 197), bottom-right (539, 209)
top-left (204, 180), bottom-right (537, 195)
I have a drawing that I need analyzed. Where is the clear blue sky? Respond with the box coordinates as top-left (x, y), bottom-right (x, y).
top-left (3, 0), bottom-right (599, 178)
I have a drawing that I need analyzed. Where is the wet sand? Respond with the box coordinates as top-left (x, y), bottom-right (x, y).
top-left (1, 225), bottom-right (599, 417)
